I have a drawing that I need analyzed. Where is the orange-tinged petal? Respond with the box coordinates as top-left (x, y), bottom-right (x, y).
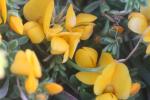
top-left (62, 49), bottom-right (69, 63)
top-left (130, 82), bottom-right (141, 96)
top-left (96, 93), bottom-right (118, 100)
top-left (111, 63), bottom-right (131, 99)
top-left (143, 26), bottom-right (150, 42)
top-left (24, 21), bottom-right (45, 44)
top-left (65, 4), bottom-right (76, 30)
top-left (146, 44), bottom-right (150, 55)
top-left (51, 37), bottom-right (69, 55)
top-left (0, 0), bottom-right (7, 23)
top-left (25, 49), bottom-right (42, 78)
top-left (10, 50), bottom-right (32, 76)
top-left (9, 16), bottom-right (24, 35)
top-left (75, 47), bottom-right (98, 68)
top-left (72, 23), bottom-right (95, 40)
top-left (75, 72), bottom-right (99, 85)
top-left (42, 0), bottom-right (54, 34)
top-left (23, 0), bottom-right (50, 21)
top-left (94, 63), bottom-right (116, 95)
top-left (98, 52), bottom-right (114, 67)
top-left (25, 75), bottom-right (38, 94)
top-left (128, 12), bottom-right (148, 34)
top-left (44, 83), bottom-right (63, 95)
top-left (76, 13), bottom-right (97, 25)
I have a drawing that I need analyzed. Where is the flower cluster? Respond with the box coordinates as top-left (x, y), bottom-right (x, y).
top-left (75, 47), bottom-right (140, 100)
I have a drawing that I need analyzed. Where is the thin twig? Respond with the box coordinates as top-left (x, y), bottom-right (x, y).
top-left (118, 37), bottom-right (143, 63)
top-left (103, 13), bottom-right (115, 23)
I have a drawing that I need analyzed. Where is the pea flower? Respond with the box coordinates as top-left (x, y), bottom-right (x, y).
top-left (44, 82), bottom-right (63, 95)
top-left (11, 49), bottom-right (42, 94)
top-left (50, 32), bottom-right (81, 63)
top-left (65, 4), bottom-right (97, 40)
top-left (0, 49), bottom-right (8, 79)
top-left (9, 16), bottom-right (24, 35)
top-left (128, 12), bottom-right (150, 55)
top-left (0, 0), bottom-right (7, 23)
top-left (24, 21), bottom-right (45, 44)
top-left (75, 48), bottom-right (134, 99)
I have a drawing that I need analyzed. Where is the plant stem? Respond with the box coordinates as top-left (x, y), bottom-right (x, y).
top-left (118, 37), bottom-right (142, 63)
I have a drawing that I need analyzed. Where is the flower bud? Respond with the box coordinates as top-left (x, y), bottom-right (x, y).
top-left (44, 83), bottom-right (63, 95)
top-left (9, 16), bottom-right (24, 35)
top-left (24, 21), bottom-right (45, 44)
top-left (75, 47), bottom-right (98, 68)
top-left (130, 82), bottom-right (141, 96)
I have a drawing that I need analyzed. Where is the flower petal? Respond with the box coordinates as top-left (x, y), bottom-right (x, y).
top-left (72, 23), bottom-right (95, 40)
top-left (42, 0), bottom-right (54, 33)
top-left (0, 0), bottom-right (7, 23)
top-left (140, 1), bottom-right (150, 20)
top-left (11, 50), bottom-right (32, 76)
top-left (23, 0), bottom-right (50, 21)
top-left (44, 83), bottom-right (63, 95)
top-left (9, 16), bottom-right (24, 35)
top-left (51, 37), bottom-right (69, 55)
top-left (24, 21), bottom-right (45, 44)
top-left (130, 82), bottom-right (141, 96)
top-left (98, 52), bottom-right (114, 67)
top-left (94, 62), bottom-right (116, 95)
top-left (75, 72), bottom-right (99, 85)
top-left (75, 47), bottom-right (98, 68)
top-left (76, 13), bottom-right (97, 25)
top-left (65, 4), bottom-right (76, 30)
top-left (25, 75), bottom-right (38, 94)
top-left (96, 93), bottom-right (118, 100)
top-left (111, 63), bottom-right (131, 99)
top-left (25, 49), bottom-right (42, 78)
top-left (143, 26), bottom-right (150, 42)
top-left (128, 12), bottom-right (148, 34)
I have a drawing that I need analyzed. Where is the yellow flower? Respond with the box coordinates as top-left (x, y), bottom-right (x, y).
top-left (65, 4), bottom-right (97, 40)
top-left (24, 21), bottom-right (45, 44)
top-left (50, 32), bottom-right (81, 63)
top-left (11, 49), bottom-right (42, 94)
top-left (76, 52), bottom-right (132, 99)
top-left (0, 17), bottom-right (2, 24)
top-left (44, 83), bottom-right (63, 95)
top-left (75, 47), bottom-right (98, 68)
top-left (140, 0), bottom-right (150, 20)
top-left (0, 0), bottom-right (7, 23)
top-left (146, 44), bottom-right (150, 55)
top-left (9, 16), bottom-right (24, 35)
top-left (23, 0), bottom-right (54, 34)
top-left (0, 49), bottom-right (7, 79)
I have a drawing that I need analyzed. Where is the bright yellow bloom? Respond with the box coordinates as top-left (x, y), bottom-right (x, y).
top-left (50, 32), bottom-right (81, 63)
top-left (44, 83), bottom-right (63, 95)
top-left (140, 0), bottom-right (150, 20)
top-left (76, 52), bottom-right (132, 99)
top-left (24, 21), bottom-right (45, 44)
top-left (75, 47), bottom-right (98, 68)
top-left (9, 16), bottom-right (24, 35)
top-left (130, 82), bottom-right (141, 96)
top-left (11, 49), bottom-right (42, 94)
top-left (0, 17), bottom-right (2, 24)
top-left (65, 4), bottom-right (97, 40)
top-left (23, 0), bottom-right (54, 34)
top-left (0, 0), bottom-right (7, 23)
top-left (128, 12), bottom-right (148, 34)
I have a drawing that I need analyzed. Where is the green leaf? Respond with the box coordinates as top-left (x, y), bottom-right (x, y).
top-left (83, 1), bottom-right (100, 13)
top-left (100, 37), bottom-right (114, 45)
top-left (8, 40), bottom-right (18, 50)
top-left (100, 1), bottom-right (110, 13)
top-left (17, 36), bottom-right (29, 45)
